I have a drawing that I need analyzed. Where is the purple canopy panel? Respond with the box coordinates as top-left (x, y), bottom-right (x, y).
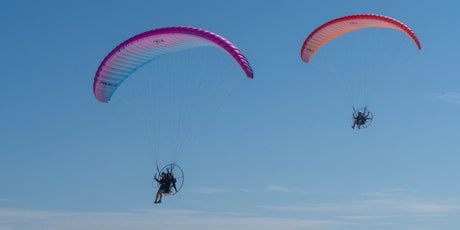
top-left (94, 26), bottom-right (253, 103)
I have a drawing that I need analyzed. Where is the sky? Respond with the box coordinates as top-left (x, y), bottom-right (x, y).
top-left (1, 0), bottom-right (460, 229)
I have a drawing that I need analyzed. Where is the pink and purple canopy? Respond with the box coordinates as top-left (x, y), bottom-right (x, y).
top-left (93, 26), bottom-right (253, 103)
top-left (301, 14), bottom-right (421, 63)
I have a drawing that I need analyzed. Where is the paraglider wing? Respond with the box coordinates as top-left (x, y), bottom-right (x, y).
top-left (301, 14), bottom-right (421, 63)
top-left (94, 26), bottom-right (253, 103)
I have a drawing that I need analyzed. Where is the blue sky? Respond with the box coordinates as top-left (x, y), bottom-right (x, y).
top-left (1, 0), bottom-right (460, 229)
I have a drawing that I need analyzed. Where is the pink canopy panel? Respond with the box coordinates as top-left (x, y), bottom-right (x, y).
top-left (94, 26), bottom-right (253, 103)
top-left (301, 14), bottom-right (421, 63)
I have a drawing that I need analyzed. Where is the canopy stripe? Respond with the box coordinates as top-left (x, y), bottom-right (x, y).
top-left (94, 26), bottom-right (253, 103)
top-left (301, 14), bottom-right (421, 63)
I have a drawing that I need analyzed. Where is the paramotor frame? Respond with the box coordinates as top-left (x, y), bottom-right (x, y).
top-left (152, 163), bottom-right (184, 195)
top-left (353, 107), bottom-right (373, 129)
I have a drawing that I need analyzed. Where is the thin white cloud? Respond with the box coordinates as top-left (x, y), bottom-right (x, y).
top-left (363, 188), bottom-right (413, 198)
top-left (434, 92), bottom-right (460, 104)
top-left (0, 208), bottom-right (345, 230)
top-left (1, 189), bottom-right (458, 230)
top-left (258, 188), bottom-right (460, 217)
top-left (190, 187), bottom-right (231, 194)
top-left (401, 227), bottom-right (437, 230)
top-left (266, 184), bottom-right (312, 195)
top-left (267, 185), bottom-right (289, 192)
top-left (258, 204), bottom-right (344, 212)
top-left (398, 203), bottom-right (460, 213)
top-left (190, 187), bottom-right (250, 194)
top-left (338, 215), bottom-right (388, 220)
top-left (353, 198), bottom-right (459, 215)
